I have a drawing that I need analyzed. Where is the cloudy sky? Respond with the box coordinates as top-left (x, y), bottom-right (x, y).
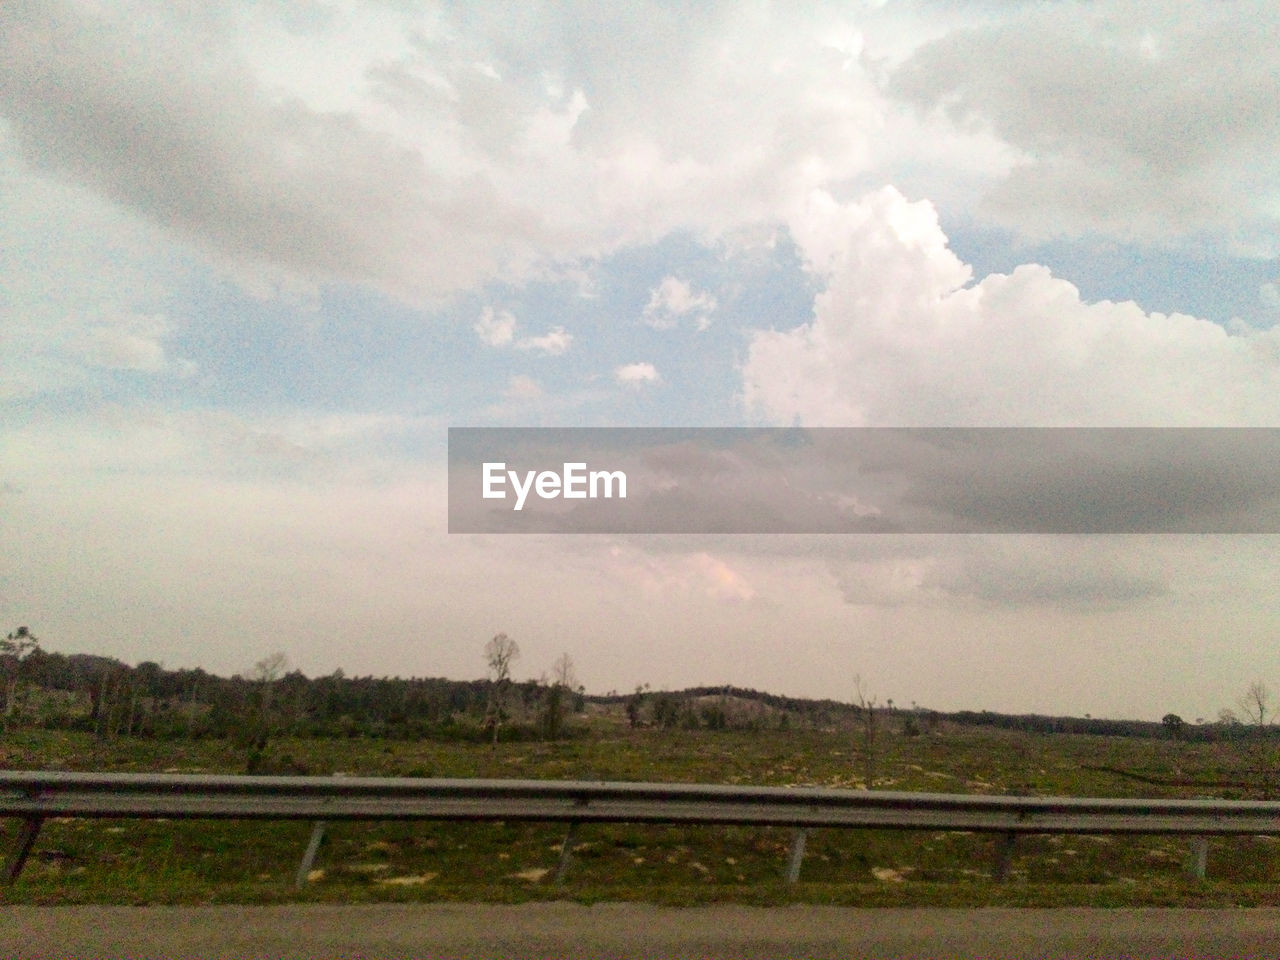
top-left (3, 0), bottom-right (1279, 721)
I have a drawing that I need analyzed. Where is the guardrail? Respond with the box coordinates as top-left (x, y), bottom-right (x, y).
top-left (4, 770), bottom-right (1277, 887)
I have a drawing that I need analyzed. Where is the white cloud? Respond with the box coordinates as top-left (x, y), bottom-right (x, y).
top-left (516, 325), bottom-right (573, 356)
top-left (0, 0), bottom-right (897, 306)
top-left (3, 304), bottom-right (196, 398)
top-left (642, 276), bottom-right (717, 330)
top-left (615, 362), bottom-right (660, 387)
top-left (690, 552), bottom-right (756, 602)
top-left (505, 374), bottom-right (543, 401)
top-left (606, 544), bottom-right (755, 603)
top-left (743, 186), bottom-right (1280, 426)
top-left (2, 0), bottom-right (1274, 317)
top-left (474, 307), bottom-right (516, 347)
top-left (476, 309), bottom-right (572, 355)
top-left (68, 312), bottom-right (193, 375)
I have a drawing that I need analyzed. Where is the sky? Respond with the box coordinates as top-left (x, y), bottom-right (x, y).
top-left (2, 0), bottom-right (1279, 722)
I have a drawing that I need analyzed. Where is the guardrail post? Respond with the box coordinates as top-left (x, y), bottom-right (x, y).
top-left (5, 815), bottom-right (44, 884)
top-left (785, 828), bottom-right (809, 884)
top-left (294, 821), bottom-right (326, 889)
top-left (992, 831), bottom-right (1016, 882)
top-left (554, 821), bottom-right (579, 885)
top-left (1188, 836), bottom-right (1208, 880)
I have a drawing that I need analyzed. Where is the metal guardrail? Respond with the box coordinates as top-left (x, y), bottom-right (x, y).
top-left (4, 770), bottom-right (1278, 887)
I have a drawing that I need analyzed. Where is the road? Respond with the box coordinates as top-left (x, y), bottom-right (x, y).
top-left (4, 903), bottom-right (1280, 959)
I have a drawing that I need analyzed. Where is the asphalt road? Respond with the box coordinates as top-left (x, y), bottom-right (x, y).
top-left (4, 903), bottom-right (1280, 959)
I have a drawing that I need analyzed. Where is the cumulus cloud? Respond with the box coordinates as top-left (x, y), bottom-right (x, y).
top-left (615, 362), bottom-right (660, 387)
top-left (516, 326), bottom-right (573, 356)
top-left (3, 0), bottom-right (1273, 313)
top-left (475, 307), bottom-right (516, 347)
top-left (642, 276), bottom-right (717, 330)
top-left (475, 309), bottom-right (571, 355)
top-left (69, 313), bottom-right (194, 376)
top-left (743, 186), bottom-right (1280, 426)
top-left (889, 0), bottom-right (1280, 245)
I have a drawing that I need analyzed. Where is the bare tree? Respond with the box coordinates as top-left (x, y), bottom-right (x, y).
top-left (483, 633), bottom-right (520, 746)
top-left (535, 653), bottom-right (579, 741)
top-left (551, 652), bottom-right (578, 692)
top-left (1226, 682), bottom-right (1278, 798)
top-left (241, 652), bottom-right (289, 773)
top-left (250, 652), bottom-right (290, 712)
top-left (1240, 681), bottom-right (1272, 726)
top-left (853, 674), bottom-right (880, 789)
top-left (485, 634), bottom-right (520, 684)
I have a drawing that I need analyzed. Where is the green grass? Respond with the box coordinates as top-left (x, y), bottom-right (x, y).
top-left (3, 721), bottom-right (1278, 906)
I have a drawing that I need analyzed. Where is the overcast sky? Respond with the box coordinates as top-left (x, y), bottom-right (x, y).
top-left (3, 0), bottom-right (1279, 721)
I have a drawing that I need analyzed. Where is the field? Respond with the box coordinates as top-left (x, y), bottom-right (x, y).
top-left (3, 714), bottom-right (1280, 907)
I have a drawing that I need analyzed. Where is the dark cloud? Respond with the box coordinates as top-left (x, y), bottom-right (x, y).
top-left (924, 554), bottom-right (1167, 611)
top-left (888, 1), bottom-right (1280, 241)
top-left (0, 0), bottom-right (518, 302)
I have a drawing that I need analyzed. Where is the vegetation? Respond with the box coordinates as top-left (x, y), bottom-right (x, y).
top-left (4, 631), bottom-right (1280, 906)
top-left (6, 722), bottom-right (1280, 907)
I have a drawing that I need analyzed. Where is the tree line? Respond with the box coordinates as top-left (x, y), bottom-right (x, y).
top-left (0, 629), bottom-right (583, 747)
top-left (7, 626), bottom-right (1273, 754)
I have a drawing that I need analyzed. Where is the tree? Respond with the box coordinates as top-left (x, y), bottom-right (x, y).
top-left (551, 653), bottom-right (578, 692)
top-left (483, 633), bottom-right (520, 746)
top-left (626, 684), bottom-right (649, 729)
top-left (1, 627), bottom-right (41, 726)
top-left (853, 674), bottom-right (880, 789)
top-left (537, 680), bottom-right (564, 739)
top-left (1226, 682), bottom-right (1278, 798)
top-left (241, 652), bottom-right (289, 772)
top-left (652, 692), bottom-right (683, 729)
top-left (250, 651), bottom-right (289, 687)
top-left (1, 626), bottom-right (39, 661)
top-left (536, 653), bottom-right (577, 742)
top-left (1240, 681), bottom-right (1272, 726)
top-left (1162, 713), bottom-right (1185, 740)
top-left (485, 634), bottom-right (520, 687)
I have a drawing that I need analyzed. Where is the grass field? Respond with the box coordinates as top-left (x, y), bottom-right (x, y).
top-left (4, 717), bottom-right (1280, 907)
